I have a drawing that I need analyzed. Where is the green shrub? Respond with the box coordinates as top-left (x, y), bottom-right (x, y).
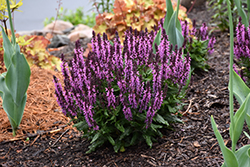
top-left (43, 7), bottom-right (96, 27)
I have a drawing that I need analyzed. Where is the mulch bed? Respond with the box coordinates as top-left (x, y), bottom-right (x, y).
top-left (1, 3), bottom-right (249, 167)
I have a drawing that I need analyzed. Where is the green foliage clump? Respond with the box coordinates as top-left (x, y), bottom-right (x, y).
top-left (92, 0), bottom-right (114, 13)
top-left (209, 0), bottom-right (248, 32)
top-left (43, 7), bottom-right (96, 27)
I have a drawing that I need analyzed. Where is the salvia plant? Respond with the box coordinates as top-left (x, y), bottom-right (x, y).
top-left (181, 20), bottom-right (216, 72)
top-left (233, 17), bottom-right (250, 87)
top-left (0, 0), bottom-right (30, 136)
top-left (54, 26), bottom-right (191, 153)
top-left (211, 0), bottom-right (250, 166)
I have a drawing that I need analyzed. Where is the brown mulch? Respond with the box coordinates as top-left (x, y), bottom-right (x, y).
top-left (1, 3), bottom-right (250, 167)
top-left (0, 66), bottom-right (74, 143)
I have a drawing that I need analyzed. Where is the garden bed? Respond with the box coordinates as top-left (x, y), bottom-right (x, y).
top-left (0, 4), bottom-right (248, 167)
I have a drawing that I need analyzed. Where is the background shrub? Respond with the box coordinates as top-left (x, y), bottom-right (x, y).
top-left (93, 0), bottom-right (191, 42)
top-left (43, 7), bottom-right (96, 27)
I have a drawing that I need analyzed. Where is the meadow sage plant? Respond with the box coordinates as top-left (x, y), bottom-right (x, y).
top-left (180, 20), bottom-right (216, 71)
top-left (54, 27), bottom-right (191, 153)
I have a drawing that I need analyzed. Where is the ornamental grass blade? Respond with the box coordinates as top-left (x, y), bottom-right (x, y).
top-left (235, 145), bottom-right (250, 167)
top-left (211, 116), bottom-right (238, 167)
top-left (229, 70), bottom-right (250, 105)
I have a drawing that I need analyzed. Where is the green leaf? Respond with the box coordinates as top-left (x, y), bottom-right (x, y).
top-left (5, 44), bottom-right (31, 106)
top-left (234, 145), bottom-right (250, 167)
top-left (115, 122), bottom-right (125, 133)
top-left (211, 116), bottom-right (238, 167)
top-left (166, 11), bottom-right (184, 48)
top-left (130, 132), bottom-right (139, 145)
top-left (229, 94), bottom-right (249, 149)
top-left (244, 131), bottom-right (250, 139)
top-left (143, 135), bottom-right (152, 148)
top-left (153, 29), bottom-right (161, 54)
top-left (114, 140), bottom-right (122, 153)
top-left (0, 26), bottom-right (14, 70)
top-left (90, 132), bottom-right (101, 144)
top-left (234, 0), bottom-right (249, 27)
top-left (107, 135), bottom-right (115, 146)
top-left (155, 114), bottom-right (169, 126)
top-left (230, 70), bottom-right (250, 105)
top-left (164, 0), bottom-right (174, 29)
top-left (119, 128), bottom-right (131, 140)
top-left (0, 75), bottom-right (26, 132)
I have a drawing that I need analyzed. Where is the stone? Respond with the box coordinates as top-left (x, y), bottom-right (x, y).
top-left (72, 24), bottom-right (92, 32)
top-left (43, 20), bottom-right (74, 33)
top-left (68, 25), bottom-right (93, 42)
top-left (47, 34), bottom-right (70, 48)
top-left (181, 0), bottom-right (206, 9)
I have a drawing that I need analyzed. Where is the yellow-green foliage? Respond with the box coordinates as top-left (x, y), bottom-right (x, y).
top-left (94, 0), bottom-right (192, 41)
top-left (0, 0), bottom-right (23, 20)
top-left (0, 30), bottom-right (61, 71)
top-left (20, 35), bottom-right (61, 71)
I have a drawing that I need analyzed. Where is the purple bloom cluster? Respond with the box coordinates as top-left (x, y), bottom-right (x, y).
top-left (54, 27), bottom-right (191, 129)
top-left (180, 20), bottom-right (216, 54)
top-left (234, 17), bottom-right (250, 59)
top-left (199, 23), bottom-right (209, 40)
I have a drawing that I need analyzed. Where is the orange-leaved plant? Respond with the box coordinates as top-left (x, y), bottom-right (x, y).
top-left (93, 0), bottom-right (192, 42)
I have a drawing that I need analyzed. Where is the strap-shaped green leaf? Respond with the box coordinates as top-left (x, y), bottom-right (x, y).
top-left (234, 0), bottom-right (249, 27)
top-left (163, 0), bottom-right (174, 29)
top-left (235, 145), bottom-right (250, 167)
top-left (0, 75), bottom-right (27, 133)
top-left (229, 70), bottom-right (250, 105)
top-left (5, 43), bottom-right (31, 106)
top-left (152, 29), bottom-right (161, 54)
top-left (230, 93), bottom-right (250, 150)
top-left (211, 116), bottom-right (239, 167)
top-left (0, 26), bottom-right (14, 70)
top-left (166, 11), bottom-right (184, 48)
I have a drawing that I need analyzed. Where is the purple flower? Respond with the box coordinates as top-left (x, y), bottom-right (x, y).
top-left (106, 85), bottom-right (116, 109)
top-left (208, 36), bottom-right (216, 54)
top-left (200, 23), bottom-right (208, 40)
top-left (123, 105), bottom-right (132, 121)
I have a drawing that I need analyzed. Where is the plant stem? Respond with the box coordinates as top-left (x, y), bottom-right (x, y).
top-left (226, 0), bottom-right (235, 152)
top-left (6, 0), bottom-right (16, 45)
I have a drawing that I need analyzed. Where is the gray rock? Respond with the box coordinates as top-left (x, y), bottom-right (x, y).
top-left (48, 34), bottom-right (70, 48)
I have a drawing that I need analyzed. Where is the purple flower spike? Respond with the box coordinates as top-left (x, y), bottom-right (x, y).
top-left (208, 36), bottom-right (216, 54)
top-left (200, 23), bottom-right (208, 40)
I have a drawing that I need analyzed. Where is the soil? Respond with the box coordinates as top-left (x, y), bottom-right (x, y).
top-left (1, 3), bottom-right (248, 167)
